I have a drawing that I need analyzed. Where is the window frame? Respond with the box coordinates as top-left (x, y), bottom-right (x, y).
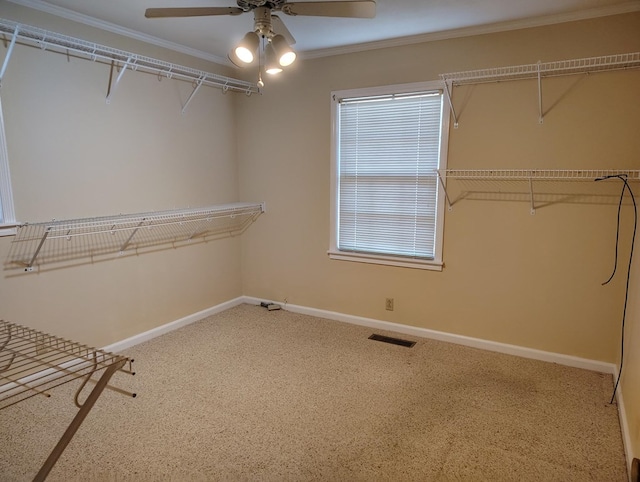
top-left (329, 80), bottom-right (450, 271)
top-left (0, 96), bottom-right (16, 237)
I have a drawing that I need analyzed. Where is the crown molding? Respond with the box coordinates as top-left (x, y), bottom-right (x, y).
top-left (5, 0), bottom-right (229, 65)
top-left (301, 1), bottom-right (640, 60)
top-left (6, 0), bottom-right (640, 65)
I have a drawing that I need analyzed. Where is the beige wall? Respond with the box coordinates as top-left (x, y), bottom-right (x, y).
top-left (0, 4), bottom-right (244, 346)
top-left (238, 14), bottom-right (640, 464)
top-left (1, 1), bottom-right (639, 467)
top-left (236, 13), bottom-right (640, 458)
top-left (238, 13), bottom-right (640, 361)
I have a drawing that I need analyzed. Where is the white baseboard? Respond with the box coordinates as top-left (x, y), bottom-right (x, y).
top-left (105, 295), bottom-right (614, 375)
top-left (243, 296), bottom-right (616, 375)
top-left (102, 297), bottom-right (245, 353)
top-left (615, 382), bottom-right (634, 480)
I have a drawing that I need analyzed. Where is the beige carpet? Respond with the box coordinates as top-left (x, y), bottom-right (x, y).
top-left (0, 304), bottom-right (628, 481)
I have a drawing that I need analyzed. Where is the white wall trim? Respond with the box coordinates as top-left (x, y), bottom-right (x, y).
top-left (5, 0), bottom-right (228, 65)
top-left (242, 296), bottom-right (616, 374)
top-left (102, 297), bottom-right (245, 353)
top-left (302, 2), bottom-right (640, 60)
top-left (615, 380), bottom-right (634, 480)
top-left (105, 295), bottom-right (616, 375)
top-left (8, 0), bottom-right (640, 64)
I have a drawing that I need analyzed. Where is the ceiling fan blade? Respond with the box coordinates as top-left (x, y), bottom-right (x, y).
top-left (271, 15), bottom-right (296, 45)
top-left (282, 1), bottom-right (376, 18)
top-left (145, 7), bottom-right (244, 18)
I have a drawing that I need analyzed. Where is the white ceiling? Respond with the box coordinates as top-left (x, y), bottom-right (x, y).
top-left (7, 0), bottom-right (640, 65)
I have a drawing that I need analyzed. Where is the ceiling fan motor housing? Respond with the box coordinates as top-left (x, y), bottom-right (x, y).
top-left (253, 7), bottom-right (275, 38)
top-left (237, 0), bottom-right (288, 11)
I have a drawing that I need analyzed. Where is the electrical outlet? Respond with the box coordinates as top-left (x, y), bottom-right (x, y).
top-left (385, 298), bottom-right (394, 311)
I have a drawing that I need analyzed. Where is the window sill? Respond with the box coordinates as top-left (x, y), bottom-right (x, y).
top-left (0, 223), bottom-right (18, 237)
top-left (328, 250), bottom-right (443, 271)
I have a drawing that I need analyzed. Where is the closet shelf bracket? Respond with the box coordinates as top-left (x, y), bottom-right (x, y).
top-left (24, 226), bottom-right (50, 272)
top-left (529, 177), bottom-right (536, 214)
top-left (0, 24), bottom-right (18, 85)
top-left (536, 61), bottom-right (543, 125)
top-left (181, 76), bottom-right (205, 115)
top-left (119, 219), bottom-right (145, 253)
top-left (105, 56), bottom-right (134, 104)
top-left (443, 80), bottom-right (459, 128)
top-left (436, 170), bottom-right (454, 211)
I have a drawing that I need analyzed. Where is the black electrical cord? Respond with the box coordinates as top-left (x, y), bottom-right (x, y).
top-left (595, 174), bottom-right (637, 404)
top-left (601, 183), bottom-right (626, 285)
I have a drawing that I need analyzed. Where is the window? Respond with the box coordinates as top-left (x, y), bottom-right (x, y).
top-left (0, 96), bottom-right (16, 236)
top-left (329, 81), bottom-right (450, 270)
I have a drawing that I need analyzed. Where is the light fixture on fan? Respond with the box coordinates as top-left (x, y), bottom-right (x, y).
top-left (264, 43), bottom-right (284, 74)
top-left (229, 32), bottom-right (296, 74)
top-left (145, 1), bottom-right (376, 84)
top-left (228, 7), bottom-right (297, 80)
top-left (234, 31), bottom-right (260, 63)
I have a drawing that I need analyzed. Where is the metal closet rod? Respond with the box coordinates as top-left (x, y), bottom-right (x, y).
top-left (0, 18), bottom-right (259, 96)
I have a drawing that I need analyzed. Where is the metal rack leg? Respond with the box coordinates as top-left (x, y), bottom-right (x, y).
top-left (33, 360), bottom-right (126, 482)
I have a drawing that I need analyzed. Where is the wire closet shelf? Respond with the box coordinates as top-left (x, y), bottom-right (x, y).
top-left (0, 319), bottom-right (135, 480)
top-left (7, 202), bottom-right (265, 271)
top-left (0, 18), bottom-right (260, 95)
top-left (439, 169), bottom-right (640, 181)
top-left (439, 52), bottom-right (640, 126)
top-left (0, 320), bottom-right (134, 410)
top-left (436, 169), bottom-right (640, 215)
top-left (440, 52), bottom-right (640, 85)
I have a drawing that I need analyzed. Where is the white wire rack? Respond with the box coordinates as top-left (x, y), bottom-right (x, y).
top-left (440, 52), bottom-right (640, 85)
top-left (440, 169), bottom-right (640, 181)
top-left (1, 319), bottom-right (135, 480)
top-left (437, 169), bottom-right (640, 214)
top-left (6, 202), bottom-right (265, 271)
top-left (439, 52), bottom-right (640, 126)
top-left (0, 18), bottom-right (259, 106)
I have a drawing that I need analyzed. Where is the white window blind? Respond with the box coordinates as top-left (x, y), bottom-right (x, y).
top-left (337, 91), bottom-right (443, 259)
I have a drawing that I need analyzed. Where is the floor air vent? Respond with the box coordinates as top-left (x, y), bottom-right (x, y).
top-left (368, 334), bottom-right (416, 348)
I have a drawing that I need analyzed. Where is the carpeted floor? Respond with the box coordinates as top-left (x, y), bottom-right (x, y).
top-left (0, 304), bottom-right (628, 481)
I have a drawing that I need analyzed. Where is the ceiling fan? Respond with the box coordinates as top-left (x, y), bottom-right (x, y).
top-left (145, 1), bottom-right (376, 85)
